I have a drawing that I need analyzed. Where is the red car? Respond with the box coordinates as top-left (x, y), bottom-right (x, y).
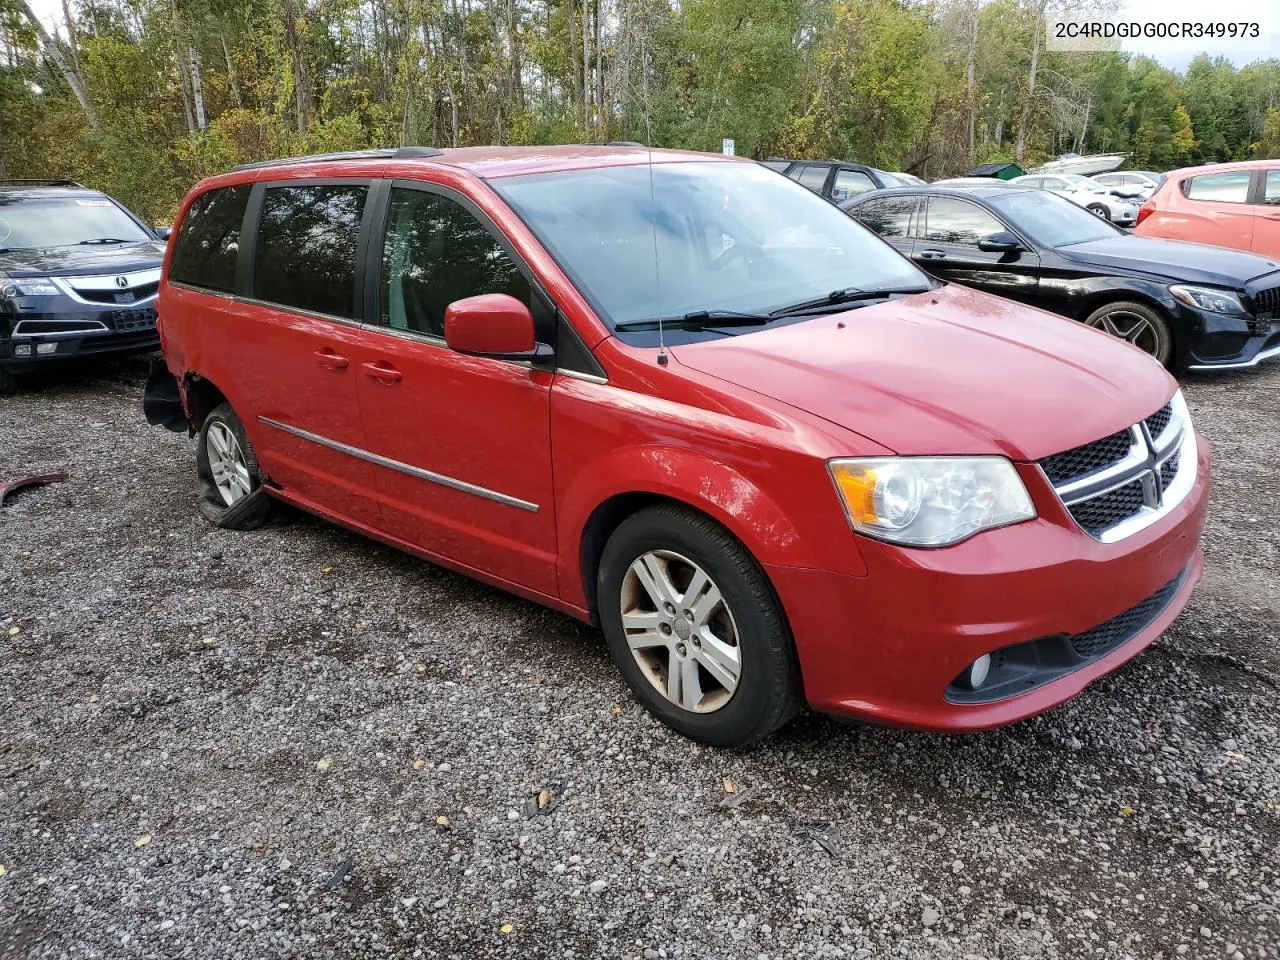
top-left (147, 145), bottom-right (1210, 746)
top-left (1136, 159), bottom-right (1280, 259)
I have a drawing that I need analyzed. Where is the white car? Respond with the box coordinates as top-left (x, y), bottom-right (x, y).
top-left (1091, 170), bottom-right (1165, 201)
top-left (1009, 173), bottom-right (1141, 225)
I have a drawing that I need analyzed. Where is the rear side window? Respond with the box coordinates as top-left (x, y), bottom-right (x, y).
top-left (832, 169), bottom-right (876, 201)
top-left (253, 184), bottom-right (368, 318)
top-left (923, 198), bottom-right (1003, 245)
top-left (855, 196), bottom-right (916, 238)
top-left (1261, 171), bottom-right (1280, 206)
top-left (169, 186), bottom-right (250, 293)
top-left (380, 188), bottom-right (529, 338)
top-left (1184, 172), bottom-right (1251, 204)
top-left (791, 165), bottom-right (829, 192)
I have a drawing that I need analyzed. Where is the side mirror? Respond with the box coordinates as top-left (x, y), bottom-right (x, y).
top-left (444, 293), bottom-right (551, 361)
top-left (154, 226), bottom-right (172, 241)
top-left (977, 231), bottom-right (1022, 253)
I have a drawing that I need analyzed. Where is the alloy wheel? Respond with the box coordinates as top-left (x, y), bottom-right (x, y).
top-left (619, 550), bottom-right (742, 713)
top-left (205, 421), bottom-right (252, 507)
top-left (1088, 308), bottom-right (1165, 359)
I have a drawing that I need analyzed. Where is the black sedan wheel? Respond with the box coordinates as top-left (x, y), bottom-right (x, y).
top-left (1084, 300), bottom-right (1173, 368)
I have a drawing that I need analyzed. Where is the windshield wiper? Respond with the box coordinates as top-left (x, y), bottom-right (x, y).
top-left (75, 237), bottom-right (133, 245)
top-left (770, 286), bottom-right (931, 318)
top-left (615, 309), bottom-right (775, 332)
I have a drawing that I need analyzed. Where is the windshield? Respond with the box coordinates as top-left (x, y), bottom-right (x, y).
top-left (491, 161), bottom-right (929, 332)
top-left (990, 190), bottom-right (1121, 247)
top-left (0, 195), bottom-right (151, 249)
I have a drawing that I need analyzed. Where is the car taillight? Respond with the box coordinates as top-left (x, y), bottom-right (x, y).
top-left (1136, 200), bottom-right (1155, 226)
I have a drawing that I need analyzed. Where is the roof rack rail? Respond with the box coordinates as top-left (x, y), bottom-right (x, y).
top-left (0, 178), bottom-right (85, 188)
top-left (232, 146), bottom-right (444, 172)
top-left (606, 140), bottom-right (646, 147)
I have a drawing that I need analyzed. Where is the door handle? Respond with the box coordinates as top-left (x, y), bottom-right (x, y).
top-left (314, 349), bottom-right (348, 370)
top-left (918, 249), bottom-right (947, 260)
top-left (361, 361), bottom-right (403, 383)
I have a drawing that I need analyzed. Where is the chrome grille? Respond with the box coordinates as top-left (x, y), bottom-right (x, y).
top-left (74, 281), bottom-right (160, 305)
top-left (1253, 285), bottom-right (1280, 316)
top-left (1067, 478), bottom-right (1146, 537)
top-left (1144, 403), bottom-right (1172, 441)
top-left (1039, 429), bottom-right (1133, 487)
top-left (1039, 395), bottom-right (1194, 543)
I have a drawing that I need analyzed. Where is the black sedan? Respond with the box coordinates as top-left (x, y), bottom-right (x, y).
top-left (842, 184), bottom-right (1280, 371)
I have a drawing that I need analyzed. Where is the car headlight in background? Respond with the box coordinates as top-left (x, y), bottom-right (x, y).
top-left (1, 280), bottom-right (60, 298)
top-left (828, 456), bottom-right (1036, 547)
top-left (1169, 284), bottom-right (1248, 317)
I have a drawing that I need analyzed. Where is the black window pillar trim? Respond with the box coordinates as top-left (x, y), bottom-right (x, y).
top-left (235, 182), bottom-right (264, 299)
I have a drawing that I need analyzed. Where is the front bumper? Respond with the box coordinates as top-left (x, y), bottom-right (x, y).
top-left (769, 431), bottom-right (1210, 732)
top-left (1168, 299), bottom-right (1280, 372)
top-left (1, 302), bottom-right (159, 369)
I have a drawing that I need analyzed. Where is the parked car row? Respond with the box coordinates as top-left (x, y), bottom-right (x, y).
top-left (844, 182), bottom-right (1280, 371)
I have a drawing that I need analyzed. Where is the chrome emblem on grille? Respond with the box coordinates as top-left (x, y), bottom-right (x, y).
top-left (115, 276), bottom-right (129, 288)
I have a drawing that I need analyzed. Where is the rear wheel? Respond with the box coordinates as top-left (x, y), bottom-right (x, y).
top-left (196, 402), bottom-right (271, 529)
top-left (597, 504), bottom-right (801, 746)
top-left (1086, 202), bottom-right (1111, 220)
top-left (1084, 300), bottom-right (1174, 368)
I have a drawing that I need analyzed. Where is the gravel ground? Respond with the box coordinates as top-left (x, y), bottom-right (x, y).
top-left (2, 355), bottom-right (1279, 960)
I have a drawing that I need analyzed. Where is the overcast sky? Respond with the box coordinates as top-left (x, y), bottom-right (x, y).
top-left (25, 0), bottom-right (1280, 72)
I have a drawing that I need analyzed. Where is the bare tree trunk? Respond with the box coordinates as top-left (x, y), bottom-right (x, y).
top-left (222, 33), bottom-right (243, 107)
top-left (1015, 0), bottom-right (1046, 164)
top-left (190, 46), bottom-right (208, 129)
top-left (966, 1), bottom-right (977, 163)
top-left (282, 0), bottom-right (313, 135)
top-left (594, 0), bottom-right (602, 137)
top-left (566, 0), bottom-right (582, 116)
top-left (507, 0), bottom-right (524, 110)
top-left (581, 0), bottom-right (590, 126)
top-left (19, 0), bottom-right (100, 130)
top-left (59, 0), bottom-right (84, 78)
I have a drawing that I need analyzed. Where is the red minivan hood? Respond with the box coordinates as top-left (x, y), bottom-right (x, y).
top-left (670, 284), bottom-right (1174, 461)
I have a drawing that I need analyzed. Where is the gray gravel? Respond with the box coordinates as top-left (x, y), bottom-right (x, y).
top-left (2, 355), bottom-right (1279, 960)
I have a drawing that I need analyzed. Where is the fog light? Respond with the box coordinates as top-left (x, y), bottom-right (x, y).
top-left (36, 342), bottom-right (57, 355)
top-left (14, 343), bottom-right (32, 356)
top-left (962, 653), bottom-right (992, 690)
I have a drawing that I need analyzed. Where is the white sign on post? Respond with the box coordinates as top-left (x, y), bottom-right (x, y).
top-left (722, 138), bottom-right (735, 156)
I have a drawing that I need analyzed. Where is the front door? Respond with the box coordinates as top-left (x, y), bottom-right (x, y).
top-left (231, 180), bottom-right (383, 527)
top-left (353, 182), bottom-right (559, 597)
top-left (915, 196), bottom-right (1042, 305)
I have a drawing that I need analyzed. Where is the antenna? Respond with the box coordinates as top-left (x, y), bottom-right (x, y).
top-left (640, 38), bottom-right (667, 366)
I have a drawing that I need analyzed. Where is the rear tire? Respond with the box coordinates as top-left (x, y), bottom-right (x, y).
top-left (597, 503), bottom-right (802, 747)
top-left (1086, 202), bottom-right (1111, 220)
top-left (0, 366), bottom-right (17, 395)
top-left (1084, 300), bottom-right (1174, 368)
top-left (195, 402), bottom-right (271, 530)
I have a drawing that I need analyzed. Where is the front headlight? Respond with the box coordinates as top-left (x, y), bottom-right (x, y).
top-left (1, 280), bottom-right (60, 298)
top-left (828, 457), bottom-right (1036, 547)
top-left (1169, 284), bottom-right (1248, 317)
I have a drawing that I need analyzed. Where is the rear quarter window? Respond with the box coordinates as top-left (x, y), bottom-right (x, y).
top-left (168, 185), bottom-right (251, 293)
top-left (1183, 171), bottom-right (1251, 203)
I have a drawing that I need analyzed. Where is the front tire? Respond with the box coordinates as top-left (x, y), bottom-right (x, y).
top-left (0, 366), bottom-right (17, 395)
top-left (1084, 300), bottom-right (1174, 368)
top-left (195, 402), bottom-right (271, 529)
top-left (597, 504), bottom-right (802, 747)
top-left (1086, 202), bottom-right (1111, 220)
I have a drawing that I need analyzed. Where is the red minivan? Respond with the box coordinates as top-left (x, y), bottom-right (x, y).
top-left (148, 145), bottom-right (1210, 746)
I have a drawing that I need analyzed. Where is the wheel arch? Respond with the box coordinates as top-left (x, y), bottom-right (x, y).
top-left (567, 450), bottom-right (823, 623)
top-left (181, 372), bottom-right (229, 434)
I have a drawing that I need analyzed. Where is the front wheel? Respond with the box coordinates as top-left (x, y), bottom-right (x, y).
top-left (597, 504), bottom-right (802, 746)
top-left (0, 366), bottom-right (16, 395)
top-left (1084, 300), bottom-right (1174, 368)
top-left (195, 402), bottom-right (271, 529)
top-left (1086, 202), bottom-right (1111, 220)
